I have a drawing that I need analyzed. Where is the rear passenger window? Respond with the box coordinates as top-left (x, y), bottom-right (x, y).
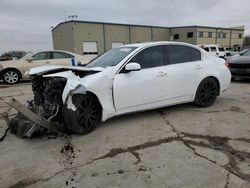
top-left (218, 47), bottom-right (224, 52)
top-left (204, 47), bottom-right (209, 52)
top-left (165, 45), bottom-right (192, 64)
top-left (53, 52), bottom-right (73, 59)
top-left (211, 47), bottom-right (216, 52)
top-left (130, 46), bottom-right (164, 69)
top-left (190, 48), bottom-right (201, 61)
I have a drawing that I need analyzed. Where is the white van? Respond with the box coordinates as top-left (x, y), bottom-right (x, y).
top-left (198, 44), bottom-right (226, 59)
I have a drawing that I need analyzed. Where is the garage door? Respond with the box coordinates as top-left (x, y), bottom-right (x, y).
top-left (83, 42), bottom-right (98, 55)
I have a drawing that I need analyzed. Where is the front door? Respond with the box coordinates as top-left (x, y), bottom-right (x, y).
top-left (113, 46), bottom-right (168, 113)
top-left (51, 51), bottom-right (73, 66)
top-left (22, 51), bottom-right (52, 78)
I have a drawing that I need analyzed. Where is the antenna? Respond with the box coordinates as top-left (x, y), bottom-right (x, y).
top-left (67, 14), bottom-right (78, 20)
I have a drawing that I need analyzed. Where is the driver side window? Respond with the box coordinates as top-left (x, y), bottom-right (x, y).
top-left (129, 46), bottom-right (164, 69)
top-left (32, 52), bottom-right (51, 60)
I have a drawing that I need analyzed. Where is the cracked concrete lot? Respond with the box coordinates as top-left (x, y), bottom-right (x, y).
top-left (0, 80), bottom-right (250, 188)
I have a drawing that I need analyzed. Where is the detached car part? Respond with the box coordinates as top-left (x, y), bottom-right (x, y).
top-left (8, 98), bottom-right (53, 137)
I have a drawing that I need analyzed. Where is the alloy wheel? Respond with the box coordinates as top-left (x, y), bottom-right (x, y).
top-left (199, 80), bottom-right (218, 105)
top-left (78, 95), bottom-right (100, 129)
top-left (195, 78), bottom-right (219, 107)
top-left (4, 70), bottom-right (19, 84)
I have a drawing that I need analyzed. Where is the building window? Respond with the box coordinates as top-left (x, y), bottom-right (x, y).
top-left (199, 32), bottom-right (203, 38)
top-left (174, 34), bottom-right (179, 40)
top-left (112, 42), bottom-right (124, 48)
top-left (208, 32), bottom-right (212, 38)
top-left (239, 34), bottom-right (242, 38)
top-left (187, 32), bottom-right (193, 38)
top-left (223, 33), bottom-right (226, 38)
top-left (217, 33), bottom-right (221, 38)
top-left (83, 42), bottom-right (98, 55)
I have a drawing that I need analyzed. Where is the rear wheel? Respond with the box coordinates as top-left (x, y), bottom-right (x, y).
top-left (3, 69), bottom-right (21, 84)
top-left (63, 94), bottom-right (101, 134)
top-left (194, 78), bottom-right (219, 107)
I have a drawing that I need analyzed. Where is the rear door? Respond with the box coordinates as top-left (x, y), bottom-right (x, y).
top-left (51, 52), bottom-right (73, 66)
top-left (113, 46), bottom-right (168, 113)
top-left (160, 45), bottom-right (205, 101)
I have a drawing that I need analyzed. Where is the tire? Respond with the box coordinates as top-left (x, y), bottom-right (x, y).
top-left (231, 77), bottom-right (236, 81)
top-left (3, 69), bottom-right (21, 84)
top-left (194, 77), bottom-right (219, 107)
top-left (63, 94), bottom-right (101, 135)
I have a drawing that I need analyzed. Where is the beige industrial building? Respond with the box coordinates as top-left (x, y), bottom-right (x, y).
top-left (52, 20), bottom-right (244, 55)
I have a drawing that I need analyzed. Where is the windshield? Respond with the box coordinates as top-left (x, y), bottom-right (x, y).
top-left (86, 47), bottom-right (137, 68)
top-left (242, 49), bottom-right (250, 56)
top-left (20, 52), bottom-right (34, 60)
top-left (239, 49), bottom-right (248, 55)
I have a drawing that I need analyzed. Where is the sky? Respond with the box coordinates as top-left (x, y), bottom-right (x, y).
top-left (0, 0), bottom-right (249, 54)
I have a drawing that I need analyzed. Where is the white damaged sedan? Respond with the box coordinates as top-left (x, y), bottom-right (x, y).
top-left (21, 42), bottom-right (231, 135)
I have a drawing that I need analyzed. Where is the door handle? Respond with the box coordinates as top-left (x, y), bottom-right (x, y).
top-left (45, 61), bottom-right (50, 64)
top-left (156, 71), bottom-right (167, 77)
top-left (194, 65), bottom-right (202, 69)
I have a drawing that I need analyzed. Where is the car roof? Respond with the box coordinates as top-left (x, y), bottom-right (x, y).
top-left (200, 44), bottom-right (223, 48)
top-left (32, 50), bottom-right (77, 55)
top-left (122, 41), bottom-right (201, 50)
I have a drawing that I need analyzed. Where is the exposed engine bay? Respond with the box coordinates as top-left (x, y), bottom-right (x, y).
top-left (32, 76), bottom-right (67, 122)
top-left (8, 67), bottom-right (101, 138)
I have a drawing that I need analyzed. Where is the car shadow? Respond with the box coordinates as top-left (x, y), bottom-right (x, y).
top-left (0, 80), bottom-right (31, 88)
top-left (231, 78), bottom-right (250, 84)
top-left (100, 102), bottom-right (195, 127)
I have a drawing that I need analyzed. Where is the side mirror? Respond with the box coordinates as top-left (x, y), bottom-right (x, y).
top-left (27, 57), bottom-right (33, 62)
top-left (125, 62), bottom-right (141, 72)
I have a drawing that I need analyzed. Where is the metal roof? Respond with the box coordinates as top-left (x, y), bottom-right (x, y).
top-left (52, 20), bottom-right (245, 32)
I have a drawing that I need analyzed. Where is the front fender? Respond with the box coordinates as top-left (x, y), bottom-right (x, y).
top-left (43, 70), bottom-right (117, 121)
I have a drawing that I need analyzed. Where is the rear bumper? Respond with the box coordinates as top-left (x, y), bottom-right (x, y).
top-left (229, 68), bottom-right (250, 78)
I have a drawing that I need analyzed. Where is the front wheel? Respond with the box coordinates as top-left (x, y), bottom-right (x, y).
top-left (194, 78), bottom-right (219, 107)
top-left (63, 94), bottom-right (101, 135)
top-left (3, 69), bottom-right (21, 84)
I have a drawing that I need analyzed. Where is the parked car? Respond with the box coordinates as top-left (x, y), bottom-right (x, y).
top-left (238, 48), bottom-right (250, 56)
top-left (0, 50), bottom-right (91, 84)
top-left (225, 50), bottom-right (237, 57)
top-left (12, 41), bottom-right (231, 136)
top-left (198, 44), bottom-right (226, 58)
top-left (227, 48), bottom-right (250, 80)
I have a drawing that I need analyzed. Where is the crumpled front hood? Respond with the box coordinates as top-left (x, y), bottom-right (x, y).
top-left (28, 64), bottom-right (105, 76)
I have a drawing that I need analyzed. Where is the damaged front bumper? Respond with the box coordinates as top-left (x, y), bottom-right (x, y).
top-left (8, 98), bottom-right (61, 137)
top-left (8, 70), bottom-right (96, 138)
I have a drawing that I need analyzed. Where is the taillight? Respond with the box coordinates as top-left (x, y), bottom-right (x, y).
top-left (224, 61), bottom-right (229, 68)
